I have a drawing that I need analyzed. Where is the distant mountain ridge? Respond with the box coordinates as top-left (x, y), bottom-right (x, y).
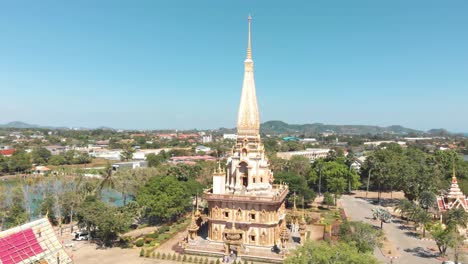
top-left (260, 121), bottom-right (423, 135)
top-left (0, 120), bottom-right (459, 136)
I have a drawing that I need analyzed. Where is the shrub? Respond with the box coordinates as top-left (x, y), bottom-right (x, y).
top-left (139, 248), bottom-right (144, 257)
top-left (147, 232), bottom-right (159, 239)
top-left (158, 226), bottom-right (170, 234)
top-left (182, 255), bottom-right (187, 262)
top-left (156, 252), bottom-right (161, 259)
top-left (188, 256), bottom-right (193, 262)
top-left (161, 253), bottom-right (166, 260)
top-left (194, 257), bottom-right (199, 263)
top-left (145, 249), bottom-right (151, 258)
top-left (215, 259), bottom-right (220, 264)
top-left (210, 260), bottom-right (215, 264)
top-left (178, 254), bottom-right (182, 261)
top-left (172, 253), bottom-right (177, 260)
top-left (135, 239), bottom-right (144, 247)
top-left (144, 237), bottom-right (154, 244)
top-left (204, 257), bottom-right (209, 264)
top-left (118, 236), bottom-right (133, 248)
top-left (151, 251), bottom-right (155, 258)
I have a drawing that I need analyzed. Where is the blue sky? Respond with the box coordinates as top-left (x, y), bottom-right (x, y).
top-left (0, 1), bottom-right (467, 132)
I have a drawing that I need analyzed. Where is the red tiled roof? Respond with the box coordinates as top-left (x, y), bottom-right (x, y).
top-left (0, 229), bottom-right (44, 264)
top-left (0, 149), bottom-right (15, 156)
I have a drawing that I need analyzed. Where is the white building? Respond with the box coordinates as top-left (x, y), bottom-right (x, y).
top-left (202, 134), bottom-right (213, 143)
top-left (277, 148), bottom-right (330, 162)
top-left (223, 134), bottom-right (237, 140)
top-left (195, 145), bottom-right (212, 153)
top-left (90, 149), bottom-right (121, 160)
top-left (364, 141), bottom-right (406, 147)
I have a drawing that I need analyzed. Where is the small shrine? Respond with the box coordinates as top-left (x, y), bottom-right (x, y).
top-left (436, 161), bottom-right (468, 213)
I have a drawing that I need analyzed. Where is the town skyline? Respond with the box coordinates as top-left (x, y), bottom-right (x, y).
top-left (1, 1), bottom-right (467, 131)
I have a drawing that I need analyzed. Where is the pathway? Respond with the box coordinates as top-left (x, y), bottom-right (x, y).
top-left (341, 195), bottom-right (440, 264)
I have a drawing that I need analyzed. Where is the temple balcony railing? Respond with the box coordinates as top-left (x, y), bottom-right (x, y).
top-left (203, 185), bottom-right (288, 204)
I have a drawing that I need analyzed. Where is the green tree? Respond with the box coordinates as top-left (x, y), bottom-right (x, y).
top-left (146, 153), bottom-right (165, 167)
top-left (31, 147), bottom-right (52, 165)
top-left (323, 192), bottom-right (334, 208)
top-left (328, 177), bottom-right (346, 206)
top-left (4, 187), bottom-right (29, 228)
top-left (76, 196), bottom-right (132, 246)
top-left (419, 191), bottom-right (436, 211)
top-left (121, 143), bottom-right (135, 161)
top-left (285, 240), bottom-right (379, 264)
top-left (274, 171), bottom-right (316, 205)
top-left (8, 150), bottom-right (32, 173)
top-left (136, 176), bottom-right (190, 222)
top-left (48, 155), bottom-right (67, 165)
top-left (339, 221), bottom-right (383, 253)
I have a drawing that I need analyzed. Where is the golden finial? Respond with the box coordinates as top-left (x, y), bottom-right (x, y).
top-left (247, 15), bottom-right (252, 60)
top-left (452, 158), bottom-right (457, 182)
top-left (293, 192), bottom-right (297, 210)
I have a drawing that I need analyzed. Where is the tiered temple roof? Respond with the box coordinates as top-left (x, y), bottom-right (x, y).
top-left (0, 218), bottom-right (72, 264)
top-left (437, 163), bottom-right (468, 212)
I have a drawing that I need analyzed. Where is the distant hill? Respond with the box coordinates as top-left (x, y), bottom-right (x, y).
top-left (260, 121), bottom-right (423, 135)
top-left (0, 121), bottom-right (41, 129)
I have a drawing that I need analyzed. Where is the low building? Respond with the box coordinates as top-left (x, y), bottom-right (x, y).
top-left (0, 218), bottom-right (72, 264)
top-left (90, 149), bottom-right (121, 160)
top-left (277, 148), bottom-right (330, 162)
top-left (195, 145), bottom-right (212, 153)
top-left (0, 149), bottom-right (15, 157)
top-left (44, 145), bottom-right (67, 155)
top-left (32, 166), bottom-right (51, 175)
top-left (112, 161), bottom-right (148, 171)
top-left (364, 141), bottom-right (406, 147)
top-left (223, 134), bottom-right (237, 140)
top-left (170, 155), bottom-right (216, 164)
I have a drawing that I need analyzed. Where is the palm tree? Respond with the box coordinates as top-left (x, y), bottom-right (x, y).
top-left (413, 208), bottom-right (432, 237)
top-left (98, 163), bottom-right (115, 196)
top-left (447, 207), bottom-right (468, 231)
top-left (419, 191), bottom-right (436, 211)
top-left (345, 151), bottom-right (355, 194)
top-left (395, 199), bottom-right (415, 222)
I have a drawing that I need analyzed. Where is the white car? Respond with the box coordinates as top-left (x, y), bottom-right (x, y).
top-left (73, 231), bottom-right (89, 241)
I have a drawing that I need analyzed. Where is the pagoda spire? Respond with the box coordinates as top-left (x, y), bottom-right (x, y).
top-left (247, 14), bottom-right (252, 60)
top-left (452, 158), bottom-right (457, 182)
top-left (237, 15), bottom-right (260, 136)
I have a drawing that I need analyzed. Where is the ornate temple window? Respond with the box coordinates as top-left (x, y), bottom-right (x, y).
top-left (239, 162), bottom-right (248, 187)
top-left (260, 231), bottom-right (266, 245)
top-left (213, 206), bottom-right (219, 218)
top-left (224, 211), bottom-right (229, 219)
top-left (213, 227), bottom-right (219, 240)
top-left (250, 213), bottom-right (256, 221)
top-left (250, 235), bottom-right (256, 243)
top-left (237, 208), bottom-right (243, 220)
top-left (241, 148), bottom-right (248, 157)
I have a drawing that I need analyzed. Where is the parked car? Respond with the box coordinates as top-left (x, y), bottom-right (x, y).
top-left (73, 231), bottom-right (89, 241)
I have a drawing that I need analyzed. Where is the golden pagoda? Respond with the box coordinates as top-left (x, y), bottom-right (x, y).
top-left (203, 16), bottom-right (288, 254)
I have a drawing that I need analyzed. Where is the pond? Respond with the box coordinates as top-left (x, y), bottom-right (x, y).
top-left (0, 176), bottom-right (128, 220)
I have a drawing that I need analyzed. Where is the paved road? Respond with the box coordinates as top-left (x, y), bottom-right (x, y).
top-left (341, 195), bottom-right (440, 264)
